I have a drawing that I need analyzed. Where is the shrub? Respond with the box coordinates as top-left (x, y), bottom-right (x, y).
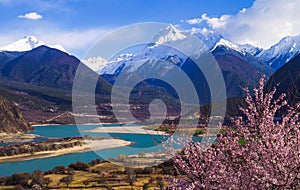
top-left (68, 161), bottom-right (90, 171)
top-left (0, 176), bottom-right (9, 185)
top-left (89, 158), bottom-right (101, 166)
top-left (53, 166), bottom-right (66, 174)
top-left (59, 175), bottom-right (73, 187)
top-left (6, 172), bottom-right (31, 187)
top-left (31, 170), bottom-right (44, 185)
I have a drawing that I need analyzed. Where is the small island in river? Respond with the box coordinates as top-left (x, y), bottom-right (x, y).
top-left (0, 136), bottom-right (132, 163)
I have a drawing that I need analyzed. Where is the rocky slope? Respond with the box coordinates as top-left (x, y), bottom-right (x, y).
top-left (266, 54), bottom-right (300, 106)
top-left (0, 96), bottom-right (32, 133)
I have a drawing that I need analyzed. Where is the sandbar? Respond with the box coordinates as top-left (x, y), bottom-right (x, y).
top-left (82, 126), bottom-right (167, 135)
top-left (0, 138), bottom-right (131, 163)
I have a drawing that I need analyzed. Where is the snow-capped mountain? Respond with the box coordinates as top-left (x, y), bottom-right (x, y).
top-left (93, 24), bottom-right (273, 99)
top-left (0, 45), bottom-right (80, 90)
top-left (98, 25), bottom-right (219, 75)
top-left (82, 23), bottom-right (300, 83)
top-left (257, 34), bottom-right (300, 70)
top-left (212, 38), bottom-right (245, 54)
top-left (190, 29), bottom-right (223, 50)
top-left (97, 24), bottom-right (271, 77)
top-left (0, 36), bottom-right (67, 53)
top-left (154, 24), bottom-right (187, 45)
top-left (100, 45), bottom-right (187, 76)
top-left (86, 25), bottom-right (266, 76)
top-left (239, 44), bottom-right (263, 57)
top-left (81, 57), bottom-right (108, 73)
top-left (211, 38), bottom-right (272, 76)
top-left (99, 25), bottom-right (190, 75)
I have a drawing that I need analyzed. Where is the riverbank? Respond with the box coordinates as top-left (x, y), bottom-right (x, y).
top-left (82, 126), bottom-right (167, 135)
top-left (0, 133), bottom-right (40, 144)
top-left (0, 138), bottom-right (132, 163)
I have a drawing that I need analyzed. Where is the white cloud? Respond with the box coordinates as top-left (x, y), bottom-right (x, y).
top-left (186, 0), bottom-right (300, 49)
top-left (184, 13), bottom-right (230, 28)
top-left (185, 18), bottom-right (202, 25)
top-left (200, 13), bottom-right (230, 29)
top-left (189, 27), bottom-right (213, 36)
top-left (18, 12), bottom-right (42, 20)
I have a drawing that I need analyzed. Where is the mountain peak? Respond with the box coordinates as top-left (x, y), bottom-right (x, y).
top-left (0, 36), bottom-right (44, 52)
top-left (23, 36), bottom-right (39, 43)
top-left (23, 35), bottom-right (39, 42)
top-left (212, 38), bottom-right (244, 53)
top-left (257, 33), bottom-right (300, 69)
top-left (154, 24), bottom-right (187, 45)
top-left (0, 36), bottom-right (67, 53)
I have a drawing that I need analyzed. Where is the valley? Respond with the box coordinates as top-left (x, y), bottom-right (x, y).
top-left (0, 22), bottom-right (299, 189)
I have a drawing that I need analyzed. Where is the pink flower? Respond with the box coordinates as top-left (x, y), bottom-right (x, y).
top-left (168, 76), bottom-right (300, 189)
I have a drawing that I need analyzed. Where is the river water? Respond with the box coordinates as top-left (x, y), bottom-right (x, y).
top-left (0, 124), bottom-right (166, 177)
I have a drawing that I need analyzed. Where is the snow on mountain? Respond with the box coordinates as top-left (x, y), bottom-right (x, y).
top-left (99, 25), bottom-right (233, 76)
top-left (0, 36), bottom-right (67, 53)
top-left (0, 36), bottom-right (44, 52)
top-left (190, 28), bottom-right (223, 50)
top-left (193, 30), bottom-right (299, 71)
top-left (99, 45), bottom-right (187, 75)
top-left (81, 57), bottom-right (108, 72)
top-left (210, 38), bottom-right (272, 76)
top-left (98, 25), bottom-right (267, 76)
top-left (239, 44), bottom-right (263, 57)
top-left (49, 44), bottom-right (67, 53)
top-left (154, 24), bottom-right (187, 45)
top-left (91, 29), bottom-right (300, 74)
top-left (190, 29), bottom-right (300, 71)
top-left (81, 25), bottom-right (191, 75)
top-left (212, 38), bottom-right (245, 54)
top-left (257, 34), bottom-right (300, 70)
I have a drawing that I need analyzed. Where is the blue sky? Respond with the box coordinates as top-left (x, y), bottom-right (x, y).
top-left (0, 0), bottom-right (255, 28)
top-left (0, 0), bottom-right (299, 57)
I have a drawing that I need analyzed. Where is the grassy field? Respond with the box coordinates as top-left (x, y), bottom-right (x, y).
top-left (0, 160), bottom-right (172, 189)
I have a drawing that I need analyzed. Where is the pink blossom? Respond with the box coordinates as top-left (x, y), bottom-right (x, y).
top-left (169, 76), bottom-right (300, 189)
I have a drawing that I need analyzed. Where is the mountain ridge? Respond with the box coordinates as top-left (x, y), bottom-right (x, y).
top-left (1, 45), bottom-right (78, 90)
top-left (266, 53), bottom-right (300, 106)
top-left (257, 34), bottom-right (300, 70)
top-left (0, 26), bottom-right (298, 125)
